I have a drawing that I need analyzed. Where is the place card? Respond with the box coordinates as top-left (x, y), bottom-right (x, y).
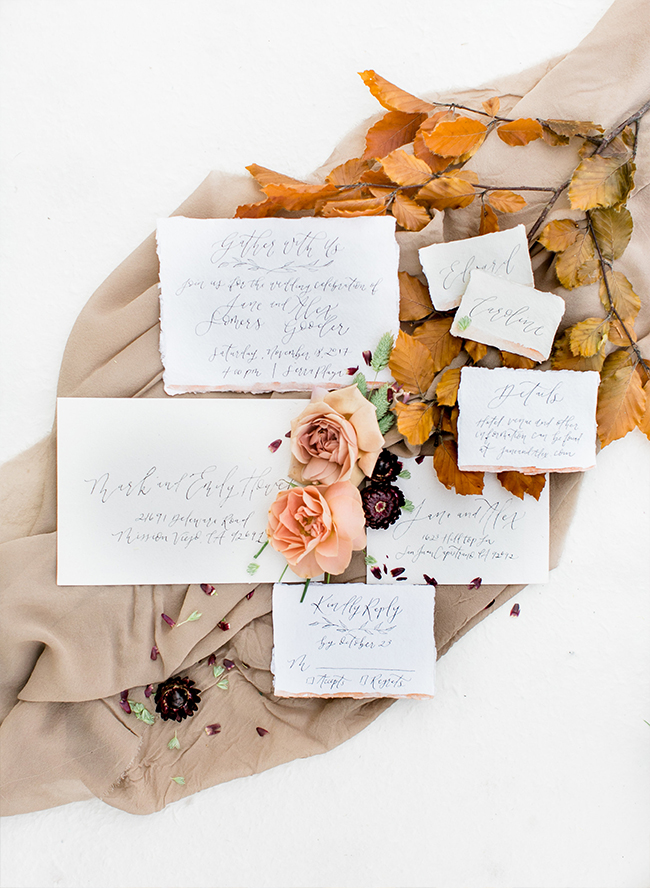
top-left (56, 397), bottom-right (308, 586)
top-left (449, 269), bottom-right (565, 362)
top-left (366, 462), bottom-right (549, 585)
top-left (271, 583), bottom-right (436, 698)
top-left (457, 367), bottom-right (600, 473)
top-left (157, 217), bottom-right (400, 394)
top-left (418, 224), bottom-right (534, 311)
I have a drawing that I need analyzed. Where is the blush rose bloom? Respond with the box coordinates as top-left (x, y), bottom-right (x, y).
top-left (289, 385), bottom-right (384, 487)
top-left (266, 482), bottom-right (366, 578)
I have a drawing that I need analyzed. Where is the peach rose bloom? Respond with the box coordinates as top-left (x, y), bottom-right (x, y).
top-left (289, 385), bottom-right (384, 487)
top-left (267, 482), bottom-right (366, 579)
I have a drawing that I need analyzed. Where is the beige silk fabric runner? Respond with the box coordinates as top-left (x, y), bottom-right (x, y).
top-left (1, 0), bottom-right (648, 816)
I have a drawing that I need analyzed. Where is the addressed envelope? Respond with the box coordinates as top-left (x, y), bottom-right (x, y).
top-left (418, 224), bottom-right (534, 311)
top-left (271, 583), bottom-right (436, 698)
top-left (449, 269), bottom-right (565, 361)
top-left (366, 462), bottom-right (549, 585)
top-left (56, 398), bottom-right (309, 586)
top-left (457, 367), bottom-right (600, 473)
top-left (157, 217), bottom-right (400, 394)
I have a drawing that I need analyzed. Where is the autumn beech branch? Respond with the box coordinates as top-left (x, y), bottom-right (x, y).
top-left (595, 98), bottom-right (650, 154)
top-left (526, 180), bottom-right (572, 244)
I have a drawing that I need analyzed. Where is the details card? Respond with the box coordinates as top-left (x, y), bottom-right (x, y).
top-left (366, 462), bottom-right (549, 585)
top-left (418, 224), bottom-right (534, 311)
top-left (457, 367), bottom-right (600, 473)
top-left (449, 269), bottom-right (565, 362)
top-left (157, 217), bottom-right (400, 394)
top-left (271, 583), bottom-right (436, 698)
top-left (56, 397), bottom-right (307, 586)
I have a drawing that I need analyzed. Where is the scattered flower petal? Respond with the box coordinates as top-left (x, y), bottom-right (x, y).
top-left (510, 603), bottom-right (520, 617)
top-left (207, 654), bottom-right (217, 667)
top-left (390, 567), bottom-right (405, 577)
top-left (346, 366), bottom-right (359, 375)
top-left (161, 613), bottom-right (176, 628)
top-left (484, 598), bottom-right (496, 610)
top-left (223, 659), bottom-right (235, 671)
top-left (218, 621), bottom-right (230, 631)
top-left (383, 564), bottom-right (388, 574)
top-left (268, 439), bottom-right (282, 453)
top-left (423, 574), bottom-right (438, 586)
top-left (150, 645), bottom-right (159, 661)
top-left (119, 690), bottom-right (131, 714)
top-left (415, 455), bottom-right (425, 465)
top-left (201, 583), bottom-right (215, 596)
top-left (246, 590), bottom-right (255, 600)
top-left (387, 387), bottom-right (394, 401)
top-left (362, 350), bottom-right (372, 366)
top-left (468, 577), bottom-right (482, 590)
top-left (371, 566), bottom-right (382, 580)
top-left (205, 723), bottom-right (221, 736)
top-left (144, 684), bottom-right (154, 698)
top-left (256, 727), bottom-right (269, 737)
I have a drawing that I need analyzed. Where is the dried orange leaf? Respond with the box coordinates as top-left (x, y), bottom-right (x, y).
top-left (263, 182), bottom-right (338, 211)
top-left (433, 439), bottom-right (484, 496)
top-left (320, 197), bottom-right (387, 217)
top-left (543, 119), bottom-right (604, 139)
top-left (435, 368), bottom-right (461, 406)
top-left (393, 400), bottom-right (437, 446)
top-left (607, 318), bottom-right (636, 347)
top-left (568, 155), bottom-right (635, 210)
top-left (569, 318), bottom-right (611, 357)
top-left (589, 206), bottom-right (633, 261)
top-left (388, 329), bottom-right (436, 394)
top-left (380, 148), bottom-right (432, 187)
top-left (413, 317), bottom-right (463, 373)
top-left (540, 125), bottom-right (570, 146)
top-left (399, 272), bottom-right (434, 322)
top-left (246, 164), bottom-right (306, 188)
top-left (392, 194), bottom-right (431, 231)
top-left (496, 118), bottom-right (543, 146)
top-left (235, 198), bottom-right (283, 218)
top-left (555, 229), bottom-right (600, 289)
top-left (359, 70), bottom-right (435, 114)
top-left (551, 331), bottom-right (605, 372)
top-left (464, 340), bottom-right (488, 363)
top-left (497, 471), bottom-right (546, 501)
top-left (360, 168), bottom-right (395, 186)
top-left (362, 110), bottom-right (427, 160)
top-left (500, 351), bottom-right (538, 370)
top-left (325, 158), bottom-right (371, 186)
top-left (486, 190), bottom-right (527, 213)
top-left (638, 381), bottom-right (650, 440)
top-left (479, 203), bottom-right (499, 235)
top-left (599, 270), bottom-right (641, 323)
top-left (482, 96), bottom-right (501, 116)
top-left (441, 405), bottom-right (459, 439)
top-left (597, 353), bottom-right (646, 447)
top-left (538, 219), bottom-right (580, 253)
top-left (413, 131), bottom-right (454, 173)
top-left (416, 176), bottom-right (476, 210)
top-left (422, 117), bottom-right (488, 157)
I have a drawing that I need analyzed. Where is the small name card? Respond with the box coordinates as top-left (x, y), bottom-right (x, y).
top-left (157, 217), bottom-right (400, 394)
top-left (457, 367), bottom-right (600, 473)
top-left (366, 462), bottom-right (549, 585)
top-left (271, 583), bottom-right (436, 698)
top-left (449, 270), bottom-right (565, 362)
top-left (418, 224), bottom-right (534, 311)
top-left (57, 397), bottom-right (308, 585)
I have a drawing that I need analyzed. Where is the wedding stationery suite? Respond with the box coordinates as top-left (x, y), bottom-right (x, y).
top-left (271, 583), bottom-right (436, 698)
top-left (418, 224), bottom-right (534, 311)
top-left (157, 217), bottom-right (400, 394)
top-left (449, 269), bottom-right (566, 361)
top-left (457, 367), bottom-right (600, 473)
top-left (366, 463), bottom-right (549, 585)
top-left (56, 397), bottom-right (307, 585)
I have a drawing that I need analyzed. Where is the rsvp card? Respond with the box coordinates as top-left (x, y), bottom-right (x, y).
top-left (457, 367), bottom-right (600, 473)
top-left (56, 398), bottom-right (307, 585)
top-left (157, 217), bottom-right (400, 394)
top-left (271, 583), bottom-right (436, 698)
top-left (418, 224), bottom-right (534, 311)
top-left (366, 463), bottom-right (549, 585)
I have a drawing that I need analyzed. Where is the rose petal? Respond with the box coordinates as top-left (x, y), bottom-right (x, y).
top-left (161, 613), bottom-right (176, 628)
top-left (150, 645), bottom-right (160, 661)
top-left (256, 727), bottom-right (269, 737)
top-left (205, 723), bottom-right (221, 736)
top-left (201, 584), bottom-right (215, 596)
top-left (268, 439), bottom-right (282, 453)
top-left (144, 684), bottom-right (154, 698)
top-left (217, 621), bottom-right (230, 631)
top-left (510, 603), bottom-right (520, 617)
top-left (468, 577), bottom-right (482, 590)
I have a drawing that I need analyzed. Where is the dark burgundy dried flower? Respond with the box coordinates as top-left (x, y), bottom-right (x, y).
top-left (223, 659), bottom-right (235, 671)
top-left (415, 455), bottom-right (425, 465)
top-left (361, 483), bottom-right (405, 530)
top-left (217, 621), bottom-right (230, 632)
top-left (268, 439), bottom-right (282, 453)
top-left (423, 575), bottom-right (438, 587)
top-left (154, 676), bottom-right (201, 722)
top-left (396, 576), bottom-right (407, 581)
top-left (161, 613), bottom-right (176, 628)
top-left (484, 598), bottom-right (496, 610)
top-left (150, 645), bottom-right (159, 661)
top-left (468, 577), bottom-right (482, 590)
top-left (510, 603), bottom-right (520, 617)
top-left (205, 723), bottom-right (221, 736)
top-left (362, 349), bottom-right (372, 366)
top-left (119, 690), bottom-right (131, 714)
top-left (207, 653), bottom-right (217, 667)
top-left (144, 684), bottom-right (154, 698)
top-left (371, 566), bottom-right (382, 580)
top-left (390, 567), bottom-right (405, 577)
top-left (284, 430), bottom-right (291, 438)
top-left (201, 583), bottom-right (215, 596)
top-left (371, 449), bottom-right (403, 486)
top-left (346, 366), bottom-right (359, 376)
top-left (246, 590), bottom-right (255, 600)
top-left (256, 727), bottom-right (269, 737)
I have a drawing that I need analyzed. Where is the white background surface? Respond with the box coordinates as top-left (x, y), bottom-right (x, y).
top-left (1, 2), bottom-right (649, 887)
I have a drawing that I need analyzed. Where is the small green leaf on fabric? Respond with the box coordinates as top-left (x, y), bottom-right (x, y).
top-left (171, 776), bottom-right (186, 785)
top-left (402, 499), bottom-right (415, 512)
top-left (456, 315), bottom-right (472, 332)
top-left (213, 664), bottom-right (225, 679)
top-left (364, 554), bottom-right (378, 565)
top-left (128, 701), bottom-right (155, 725)
top-left (370, 332), bottom-right (394, 373)
top-left (352, 371), bottom-right (368, 397)
top-left (398, 469), bottom-right (411, 479)
top-left (168, 732), bottom-right (180, 751)
top-left (378, 413), bottom-right (395, 434)
top-left (217, 679), bottom-right (230, 690)
top-left (186, 611), bottom-right (201, 622)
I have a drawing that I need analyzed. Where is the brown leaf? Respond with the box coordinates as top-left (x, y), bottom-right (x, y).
top-left (360, 168), bottom-right (395, 186)
top-left (500, 351), bottom-right (537, 370)
top-left (433, 439), bottom-right (484, 496)
top-left (358, 70), bottom-right (435, 114)
top-left (325, 158), bottom-right (372, 186)
top-left (320, 197), bottom-right (387, 217)
top-left (246, 163), bottom-right (306, 188)
top-left (486, 190), bottom-right (527, 213)
top-left (362, 110), bottom-right (427, 160)
top-left (399, 272), bottom-right (434, 321)
top-left (599, 270), bottom-right (641, 323)
top-left (589, 206), bottom-right (633, 261)
top-left (380, 148), bottom-right (433, 186)
top-left (597, 351), bottom-right (646, 447)
top-left (540, 125), bottom-right (570, 146)
top-left (435, 368), bottom-right (461, 406)
top-left (482, 97), bottom-right (501, 116)
top-left (551, 330), bottom-right (606, 372)
top-left (422, 117), bottom-right (488, 157)
top-left (388, 329), bottom-right (436, 394)
top-left (496, 118), bottom-right (543, 146)
top-left (638, 381), bottom-right (650, 440)
top-left (393, 400), bottom-right (438, 446)
top-left (569, 317), bottom-right (611, 357)
top-left (543, 119), bottom-right (604, 139)
top-left (392, 194), bottom-right (431, 231)
top-left (568, 155), bottom-right (635, 210)
top-left (608, 318), bottom-right (636, 347)
top-left (554, 228), bottom-right (600, 289)
top-left (416, 176), bottom-right (476, 210)
top-left (263, 182), bottom-right (338, 211)
top-left (464, 340), bottom-right (488, 363)
top-left (537, 219), bottom-right (580, 253)
top-left (497, 471), bottom-right (546, 501)
top-left (479, 204), bottom-right (499, 235)
top-left (413, 317), bottom-right (463, 373)
top-left (441, 405), bottom-right (459, 439)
